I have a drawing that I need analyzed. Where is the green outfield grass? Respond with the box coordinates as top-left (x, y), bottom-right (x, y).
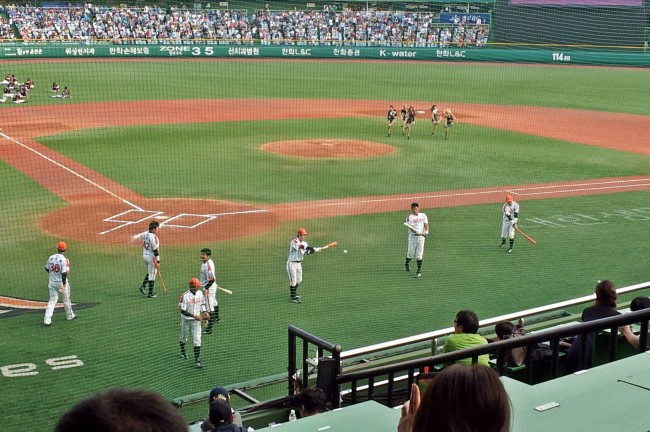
top-left (1, 59), bottom-right (650, 431)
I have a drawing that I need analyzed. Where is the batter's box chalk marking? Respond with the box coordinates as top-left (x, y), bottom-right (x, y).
top-left (101, 210), bottom-right (164, 235)
top-left (104, 209), bottom-right (163, 224)
top-left (162, 213), bottom-right (217, 229)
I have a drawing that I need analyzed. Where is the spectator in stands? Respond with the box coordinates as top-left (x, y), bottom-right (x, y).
top-left (201, 386), bottom-right (243, 431)
top-left (54, 387), bottom-right (187, 432)
top-left (620, 296), bottom-right (650, 350)
top-left (207, 401), bottom-right (248, 432)
top-left (296, 387), bottom-right (328, 418)
top-left (494, 320), bottom-right (557, 367)
top-left (398, 364), bottom-right (511, 432)
top-left (442, 310), bottom-right (489, 366)
top-left (494, 320), bottom-right (527, 367)
top-left (565, 280), bottom-right (630, 373)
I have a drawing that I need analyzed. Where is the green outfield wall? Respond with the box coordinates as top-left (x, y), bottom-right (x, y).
top-left (2, 44), bottom-right (650, 66)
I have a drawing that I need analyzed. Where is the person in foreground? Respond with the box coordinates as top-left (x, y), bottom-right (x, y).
top-left (398, 364), bottom-right (511, 432)
top-left (54, 387), bottom-right (187, 432)
top-left (208, 400), bottom-right (248, 432)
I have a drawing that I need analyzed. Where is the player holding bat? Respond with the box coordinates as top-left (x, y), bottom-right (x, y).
top-left (500, 195), bottom-right (520, 253)
top-left (286, 228), bottom-right (332, 304)
top-left (404, 202), bottom-right (429, 278)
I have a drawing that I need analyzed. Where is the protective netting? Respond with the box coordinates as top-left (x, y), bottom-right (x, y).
top-left (1, 3), bottom-right (650, 431)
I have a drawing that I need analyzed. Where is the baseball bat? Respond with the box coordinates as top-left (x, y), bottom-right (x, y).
top-left (320, 241), bottom-right (338, 250)
top-left (217, 286), bottom-right (233, 295)
top-left (403, 222), bottom-right (422, 235)
top-left (514, 225), bottom-right (537, 245)
top-left (157, 267), bottom-right (168, 292)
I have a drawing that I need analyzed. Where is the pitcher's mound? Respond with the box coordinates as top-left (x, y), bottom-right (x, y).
top-left (262, 139), bottom-right (396, 158)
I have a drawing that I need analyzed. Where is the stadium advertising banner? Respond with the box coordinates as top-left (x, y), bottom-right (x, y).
top-left (510, 0), bottom-right (641, 5)
top-left (1, 44), bottom-right (650, 67)
top-left (439, 13), bottom-right (491, 24)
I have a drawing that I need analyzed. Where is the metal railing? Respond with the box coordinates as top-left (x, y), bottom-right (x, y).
top-left (336, 309), bottom-right (650, 405)
top-left (287, 282), bottom-right (650, 407)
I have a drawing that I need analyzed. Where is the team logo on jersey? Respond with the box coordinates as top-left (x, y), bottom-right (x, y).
top-left (0, 295), bottom-right (96, 319)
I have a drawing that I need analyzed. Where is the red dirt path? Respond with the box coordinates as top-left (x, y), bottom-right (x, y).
top-left (1, 99), bottom-right (650, 245)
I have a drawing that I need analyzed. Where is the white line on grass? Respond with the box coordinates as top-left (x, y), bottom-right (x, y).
top-left (299, 177), bottom-right (650, 209)
top-left (0, 131), bottom-right (142, 210)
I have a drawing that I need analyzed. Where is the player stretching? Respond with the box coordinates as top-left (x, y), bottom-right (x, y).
top-left (200, 247), bottom-right (221, 334)
top-left (138, 221), bottom-right (160, 298)
top-left (500, 195), bottom-right (520, 253)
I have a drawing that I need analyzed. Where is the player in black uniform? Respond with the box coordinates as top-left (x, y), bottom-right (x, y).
top-left (405, 106), bottom-right (416, 140)
top-left (387, 105), bottom-right (397, 137)
top-left (400, 105), bottom-right (408, 135)
top-left (444, 109), bottom-right (457, 140)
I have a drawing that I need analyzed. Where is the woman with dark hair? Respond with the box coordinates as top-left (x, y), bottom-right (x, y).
top-left (565, 279), bottom-right (630, 373)
top-left (398, 364), bottom-right (511, 432)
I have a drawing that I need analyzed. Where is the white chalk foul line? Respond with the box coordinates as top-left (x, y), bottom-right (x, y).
top-left (0, 131), bottom-right (142, 211)
top-left (295, 177), bottom-right (650, 209)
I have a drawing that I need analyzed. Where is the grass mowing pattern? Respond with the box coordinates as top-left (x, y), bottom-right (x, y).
top-left (1, 59), bottom-right (650, 431)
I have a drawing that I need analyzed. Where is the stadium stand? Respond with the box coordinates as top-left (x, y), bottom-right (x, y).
top-left (2, 4), bottom-right (489, 46)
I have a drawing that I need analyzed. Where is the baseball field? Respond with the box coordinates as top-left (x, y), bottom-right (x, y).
top-left (1, 58), bottom-right (650, 430)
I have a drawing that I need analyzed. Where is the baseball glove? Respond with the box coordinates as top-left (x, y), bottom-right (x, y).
top-left (201, 312), bottom-right (211, 328)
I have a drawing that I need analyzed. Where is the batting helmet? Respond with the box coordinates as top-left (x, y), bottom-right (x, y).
top-left (149, 221), bottom-right (160, 231)
top-left (201, 248), bottom-right (212, 256)
top-left (505, 195), bottom-right (513, 203)
top-left (189, 278), bottom-right (201, 287)
top-left (297, 228), bottom-right (308, 236)
top-left (57, 241), bottom-right (67, 252)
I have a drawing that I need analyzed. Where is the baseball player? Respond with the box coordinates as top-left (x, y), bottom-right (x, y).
top-left (431, 104), bottom-right (440, 135)
top-left (404, 202), bottom-right (429, 278)
top-left (179, 277), bottom-right (208, 369)
top-left (199, 247), bottom-right (220, 334)
top-left (138, 221), bottom-right (160, 298)
top-left (387, 105), bottom-right (397, 137)
top-left (44, 241), bottom-right (76, 326)
top-left (500, 194), bottom-right (520, 253)
top-left (287, 228), bottom-right (321, 303)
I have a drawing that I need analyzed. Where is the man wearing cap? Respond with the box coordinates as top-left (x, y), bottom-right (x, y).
top-left (286, 228), bottom-right (320, 304)
top-left (44, 241), bottom-right (76, 326)
top-left (179, 278), bottom-right (208, 368)
top-left (201, 387), bottom-right (243, 431)
top-left (207, 401), bottom-right (247, 432)
top-left (500, 194), bottom-right (520, 253)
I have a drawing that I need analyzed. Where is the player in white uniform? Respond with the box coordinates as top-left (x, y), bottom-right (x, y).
top-left (500, 194), bottom-right (520, 253)
top-left (404, 202), bottom-right (429, 278)
top-left (138, 221), bottom-right (160, 298)
top-left (286, 228), bottom-right (321, 303)
top-left (179, 278), bottom-right (208, 369)
top-left (44, 241), bottom-right (76, 325)
top-left (200, 247), bottom-right (220, 334)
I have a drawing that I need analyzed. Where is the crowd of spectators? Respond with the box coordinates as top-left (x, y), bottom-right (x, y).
top-left (251, 9), bottom-right (488, 47)
top-left (0, 3), bottom-right (489, 47)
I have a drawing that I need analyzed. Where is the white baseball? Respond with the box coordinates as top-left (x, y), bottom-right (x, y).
top-left (343, 250), bottom-right (348, 253)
